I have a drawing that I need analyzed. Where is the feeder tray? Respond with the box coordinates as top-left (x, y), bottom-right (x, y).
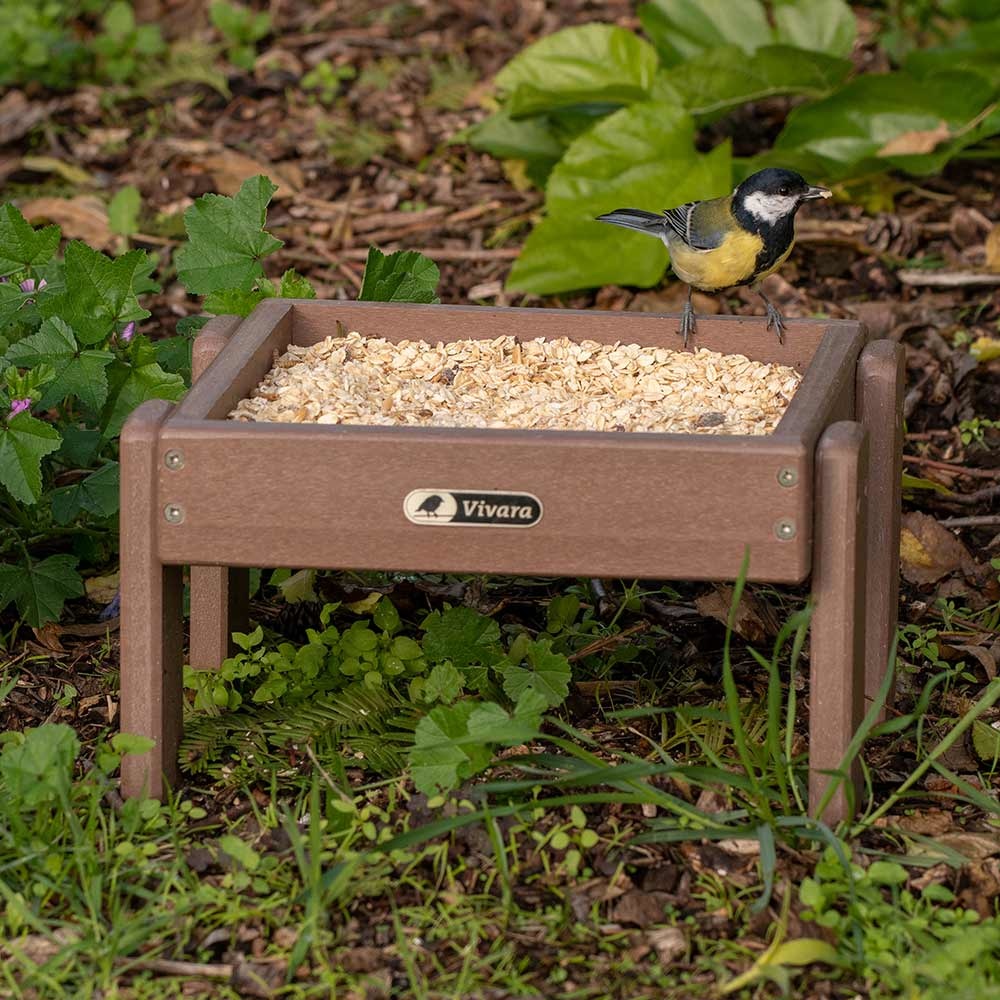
top-left (119, 299), bottom-right (904, 823)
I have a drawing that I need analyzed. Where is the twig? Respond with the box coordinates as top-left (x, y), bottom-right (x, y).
top-left (936, 483), bottom-right (1000, 508)
top-left (567, 621), bottom-right (651, 663)
top-left (125, 958), bottom-right (232, 978)
top-left (903, 454), bottom-right (1000, 480)
top-left (897, 270), bottom-right (1000, 288)
top-left (938, 514), bottom-right (1000, 528)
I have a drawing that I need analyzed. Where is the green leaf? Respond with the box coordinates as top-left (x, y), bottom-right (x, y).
top-left (175, 175), bottom-right (282, 295)
top-left (0, 553), bottom-right (84, 627)
top-left (638, 0), bottom-right (773, 64)
top-left (501, 638), bottom-right (571, 709)
top-left (772, 0), bottom-right (856, 57)
top-left (662, 45), bottom-right (851, 119)
top-left (4, 317), bottom-right (114, 412)
top-left (508, 103), bottom-right (731, 294)
top-left (101, 357), bottom-right (185, 442)
top-left (358, 247), bottom-right (440, 303)
top-left (50, 462), bottom-right (120, 524)
top-left (218, 833), bottom-right (260, 871)
top-left (58, 427), bottom-right (102, 467)
top-left (496, 24), bottom-right (660, 117)
top-left (411, 701), bottom-right (489, 795)
top-left (108, 185), bottom-right (141, 237)
top-left (0, 282), bottom-right (29, 334)
top-left (38, 243), bottom-right (150, 346)
top-left (773, 70), bottom-right (1000, 179)
top-left (0, 724), bottom-right (79, 807)
top-left (465, 108), bottom-right (567, 164)
top-left (0, 204), bottom-right (60, 276)
top-left (422, 606), bottom-right (503, 670)
top-left (278, 269), bottom-right (316, 299)
top-left (972, 719), bottom-right (1000, 764)
top-left (423, 662), bottom-right (463, 704)
top-left (202, 287), bottom-right (270, 317)
top-left (0, 412), bottom-right (61, 504)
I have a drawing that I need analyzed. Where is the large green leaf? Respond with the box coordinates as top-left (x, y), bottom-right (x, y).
top-left (0, 411), bottom-right (61, 504)
top-left (772, 0), bottom-right (856, 58)
top-left (4, 317), bottom-right (114, 412)
top-left (175, 175), bottom-right (283, 295)
top-left (774, 70), bottom-right (1000, 179)
top-left (0, 724), bottom-right (80, 806)
top-left (663, 45), bottom-right (851, 118)
top-left (38, 242), bottom-right (149, 346)
top-left (0, 282), bottom-right (29, 336)
top-left (0, 204), bottom-right (60, 276)
top-left (638, 0), bottom-right (772, 64)
top-left (50, 461), bottom-right (120, 524)
top-left (101, 348), bottom-right (185, 442)
top-left (501, 638), bottom-right (571, 709)
top-left (496, 24), bottom-right (659, 117)
top-left (507, 103), bottom-right (731, 294)
top-left (0, 554), bottom-right (83, 627)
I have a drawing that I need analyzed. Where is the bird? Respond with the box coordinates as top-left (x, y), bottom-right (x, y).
top-left (416, 494), bottom-right (444, 517)
top-left (596, 167), bottom-right (831, 346)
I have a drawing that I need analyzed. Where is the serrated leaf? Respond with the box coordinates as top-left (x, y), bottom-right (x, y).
top-left (0, 282), bottom-right (30, 335)
top-left (38, 243), bottom-right (150, 346)
top-left (496, 24), bottom-right (659, 117)
top-left (0, 412), bottom-right (61, 504)
top-left (101, 359), bottom-right (185, 442)
top-left (278, 269), bottom-right (316, 299)
top-left (0, 553), bottom-right (83, 627)
top-left (50, 462), bottom-right (120, 524)
top-left (972, 719), bottom-right (1000, 764)
top-left (508, 103), bottom-right (731, 294)
top-left (662, 45), bottom-right (851, 118)
top-left (58, 427), bottom-right (102, 467)
top-left (0, 724), bottom-right (79, 806)
top-left (4, 317), bottom-right (113, 412)
top-left (0, 204), bottom-right (60, 276)
top-left (202, 287), bottom-right (270, 317)
top-left (501, 638), bottom-right (571, 709)
top-left (411, 701), bottom-right (487, 795)
top-left (358, 247), bottom-right (440, 303)
top-left (175, 175), bottom-right (282, 294)
top-left (423, 662), bottom-right (463, 704)
top-left (422, 606), bottom-right (503, 670)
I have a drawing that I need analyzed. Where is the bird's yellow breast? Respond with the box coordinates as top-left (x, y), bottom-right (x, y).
top-left (667, 229), bottom-right (766, 292)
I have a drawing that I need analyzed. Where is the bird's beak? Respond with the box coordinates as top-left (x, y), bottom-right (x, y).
top-left (803, 186), bottom-right (832, 201)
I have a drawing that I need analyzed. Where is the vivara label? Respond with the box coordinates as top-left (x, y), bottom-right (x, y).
top-left (404, 489), bottom-right (542, 528)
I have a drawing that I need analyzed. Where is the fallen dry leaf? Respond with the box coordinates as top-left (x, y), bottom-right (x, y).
top-left (899, 511), bottom-right (972, 585)
top-left (877, 121), bottom-right (951, 157)
top-left (199, 149), bottom-right (302, 199)
top-left (20, 196), bottom-right (112, 249)
top-left (695, 585), bottom-right (779, 644)
top-left (986, 225), bottom-right (1000, 273)
top-left (647, 926), bottom-right (687, 965)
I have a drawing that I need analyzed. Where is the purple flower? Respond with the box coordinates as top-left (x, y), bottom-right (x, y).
top-left (8, 398), bottom-right (30, 419)
top-left (0, 276), bottom-right (8, 284)
top-left (119, 321), bottom-right (136, 343)
top-left (19, 278), bottom-right (46, 294)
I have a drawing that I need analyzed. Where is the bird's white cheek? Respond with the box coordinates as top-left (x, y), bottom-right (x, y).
top-left (743, 192), bottom-right (797, 223)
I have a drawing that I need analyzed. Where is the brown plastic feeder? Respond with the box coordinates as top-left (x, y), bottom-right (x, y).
top-left (119, 299), bottom-right (904, 823)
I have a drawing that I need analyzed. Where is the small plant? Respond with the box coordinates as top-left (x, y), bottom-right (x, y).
top-left (210, 0), bottom-right (271, 71)
top-left (92, 1), bottom-right (165, 85)
top-left (958, 416), bottom-right (1000, 448)
top-left (301, 60), bottom-right (356, 105)
top-left (801, 847), bottom-right (1000, 997)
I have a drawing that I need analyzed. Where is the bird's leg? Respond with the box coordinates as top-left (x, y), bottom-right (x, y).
top-left (757, 288), bottom-right (786, 344)
top-left (678, 285), bottom-right (696, 348)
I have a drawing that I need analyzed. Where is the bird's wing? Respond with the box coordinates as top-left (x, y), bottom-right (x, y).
top-left (661, 196), bottom-right (732, 252)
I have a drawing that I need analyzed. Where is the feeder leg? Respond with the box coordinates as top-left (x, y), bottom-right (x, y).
top-left (120, 400), bottom-right (183, 800)
top-left (809, 422), bottom-right (869, 824)
top-left (187, 315), bottom-right (249, 671)
top-left (857, 340), bottom-right (904, 717)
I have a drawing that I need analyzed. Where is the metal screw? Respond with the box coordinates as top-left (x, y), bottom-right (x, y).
top-left (776, 467), bottom-right (798, 488)
top-left (164, 503), bottom-right (185, 525)
top-left (164, 449), bottom-right (184, 471)
top-left (774, 518), bottom-right (797, 541)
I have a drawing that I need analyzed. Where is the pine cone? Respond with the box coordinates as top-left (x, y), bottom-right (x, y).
top-left (866, 214), bottom-right (918, 257)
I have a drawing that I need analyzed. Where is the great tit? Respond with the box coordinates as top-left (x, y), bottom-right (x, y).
top-left (596, 168), bottom-right (831, 345)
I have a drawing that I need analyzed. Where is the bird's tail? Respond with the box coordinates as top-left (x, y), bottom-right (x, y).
top-left (595, 208), bottom-right (664, 236)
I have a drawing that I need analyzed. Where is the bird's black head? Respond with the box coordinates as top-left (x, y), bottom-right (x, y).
top-left (733, 168), bottom-right (830, 230)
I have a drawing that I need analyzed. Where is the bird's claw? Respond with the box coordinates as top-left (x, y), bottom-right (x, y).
top-left (679, 299), bottom-right (696, 348)
top-left (763, 301), bottom-right (786, 345)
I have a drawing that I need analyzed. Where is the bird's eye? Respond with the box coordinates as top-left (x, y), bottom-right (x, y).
top-left (778, 186), bottom-right (790, 196)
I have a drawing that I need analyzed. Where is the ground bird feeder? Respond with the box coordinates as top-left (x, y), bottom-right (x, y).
top-left (119, 299), bottom-right (904, 823)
